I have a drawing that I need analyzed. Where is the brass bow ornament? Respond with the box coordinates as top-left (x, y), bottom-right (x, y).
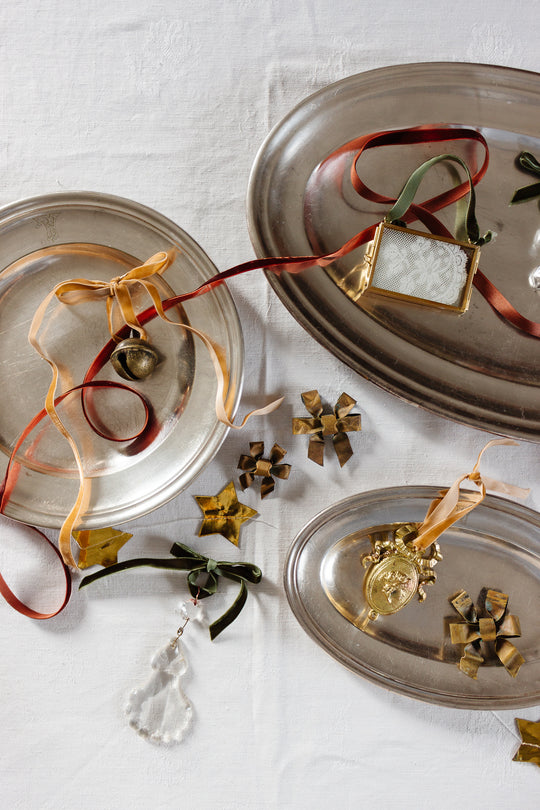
top-left (292, 390), bottom-right (361, 467)
top-left (238, 442), bottom-right (291, 498)
top-left (449, 588), bottom-right (524, 679)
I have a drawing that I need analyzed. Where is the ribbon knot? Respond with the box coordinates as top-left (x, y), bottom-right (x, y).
top-left (292, 390), bottom-right (361, 467)
top-left (80, 541), bottom-right (262, 640)
top-left (449, 588), bottom-right (524, 679)
top-left (238, 442), bottom-right (291, 498)
top-left (53, 250), bottom-right (173, 342)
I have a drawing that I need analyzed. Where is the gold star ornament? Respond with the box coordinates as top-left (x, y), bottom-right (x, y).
top-left (513, 718), bottom-right (540, 767)
top-left (74, 528), bottom-right (133, 569)
top-left (195, 481), bottom-right (257, 546)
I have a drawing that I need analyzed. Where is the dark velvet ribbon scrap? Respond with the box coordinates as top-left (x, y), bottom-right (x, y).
top-left (80, 542), bottom-right (262, 640)
top-left (510, 152), bottom-right (540, 206)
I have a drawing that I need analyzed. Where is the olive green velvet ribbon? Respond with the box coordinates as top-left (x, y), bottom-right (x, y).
top-left (510, 151), bottom-right (540, 205)
top-left (79, 542), bottom-right (262, 640)
top-left (386, 153), bottom-right (492, 246)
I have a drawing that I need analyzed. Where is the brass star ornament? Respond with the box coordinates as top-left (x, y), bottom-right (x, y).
top-left (195, 481), bottom-right (257, 546)
top-left (513, 718), bottom-right (540, 767)
top-left (74, 527), bottom-right (133, 569)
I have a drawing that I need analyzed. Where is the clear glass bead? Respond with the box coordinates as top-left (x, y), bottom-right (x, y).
top-left (177, 598), bottom-right (206, 624)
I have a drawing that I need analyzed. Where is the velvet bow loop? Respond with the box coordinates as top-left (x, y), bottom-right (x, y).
top-left (53, 251), bottom-right (173, 342)
top-left (510, 151), bottom-right (540, 205)
top-left (80, 541), bottom-right (262, 640)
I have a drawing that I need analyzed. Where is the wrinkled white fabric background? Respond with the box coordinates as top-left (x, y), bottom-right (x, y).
top-left (1, 1), bottom-right (539, 808)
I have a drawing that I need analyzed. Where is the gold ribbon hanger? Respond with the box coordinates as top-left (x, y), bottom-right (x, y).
top-left (411, 438), bottom-right (530, 553)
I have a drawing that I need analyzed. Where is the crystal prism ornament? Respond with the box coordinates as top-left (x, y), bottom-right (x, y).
top-left (125, 600), bottom-right (205, 744)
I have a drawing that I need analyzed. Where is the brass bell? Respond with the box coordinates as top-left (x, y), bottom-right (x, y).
top-left (110, 337), bottom-right (160, 381)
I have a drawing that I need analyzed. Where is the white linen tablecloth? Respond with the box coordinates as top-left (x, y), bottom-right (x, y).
top-left (1, 2), bottom-right (539, 808)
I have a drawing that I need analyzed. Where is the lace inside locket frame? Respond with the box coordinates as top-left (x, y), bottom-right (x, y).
top-left (361, 222), bottom-right (481, 313)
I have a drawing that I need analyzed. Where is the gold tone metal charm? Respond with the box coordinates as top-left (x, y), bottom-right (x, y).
top-left (238, 441), bottom-right (291, 498)
top-left (361, 524), bottom-right (442, 620)
top-left (292, 390), bottom-right (361, 467)
top-left (110, 337), bottom-right (160, 381)
top-left (74, 527), bottom-right (133, 569)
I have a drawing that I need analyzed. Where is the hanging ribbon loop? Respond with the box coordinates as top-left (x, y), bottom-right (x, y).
top-left (411, 439), bottom-right (530, 553)
top-left (386, 153), bottom-right (492, 245)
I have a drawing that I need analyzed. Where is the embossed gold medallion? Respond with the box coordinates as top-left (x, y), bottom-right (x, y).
top-left (362, 524), bottom-right (442, 620)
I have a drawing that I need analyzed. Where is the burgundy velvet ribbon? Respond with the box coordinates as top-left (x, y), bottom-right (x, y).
top-left (0, 381), bottom-right (151, 618)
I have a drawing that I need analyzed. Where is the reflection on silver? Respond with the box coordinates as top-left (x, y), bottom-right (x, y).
top-left (529, 266), bottom-right (540, 291)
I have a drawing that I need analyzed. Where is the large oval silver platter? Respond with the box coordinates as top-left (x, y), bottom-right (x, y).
top-left (248, 63), bottom-right (540, 440)
top-left (284, 487), bottom-right (540, 709)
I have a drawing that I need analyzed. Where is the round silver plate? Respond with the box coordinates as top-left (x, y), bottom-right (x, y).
top-left (285, 487), bottom-right (540, 709)
top-left (0, 192), bottom-right (243, 528)
top-left (248, 63), bottom-right (540, 440)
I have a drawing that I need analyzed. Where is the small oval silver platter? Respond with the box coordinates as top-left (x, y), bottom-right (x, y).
top-left (284, 486), bottom-right (540, 709)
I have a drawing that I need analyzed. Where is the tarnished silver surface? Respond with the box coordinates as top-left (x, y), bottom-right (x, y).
top-left (284, 487), bottom-right (540, 709)
top-left (248, 63), bottom-right (540, 440)
top-left (0, 192), bottom-right (243, 529)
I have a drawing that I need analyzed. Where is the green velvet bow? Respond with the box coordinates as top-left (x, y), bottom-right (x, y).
top-left (79, 542), bottom-right (262, 640)
top-left (510, 151), bottom-right (540, 206)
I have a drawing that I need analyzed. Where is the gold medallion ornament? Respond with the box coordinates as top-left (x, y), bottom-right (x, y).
top-left (360, 439), bottom-right (529, 621)
top-left (362, 524), bottom-right (442, 620)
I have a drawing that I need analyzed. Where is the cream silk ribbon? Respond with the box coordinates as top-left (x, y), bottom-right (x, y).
top-left (27, 251), bottom-right (283, 567)
top-left (412, 439), bottom-right (530, 552)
